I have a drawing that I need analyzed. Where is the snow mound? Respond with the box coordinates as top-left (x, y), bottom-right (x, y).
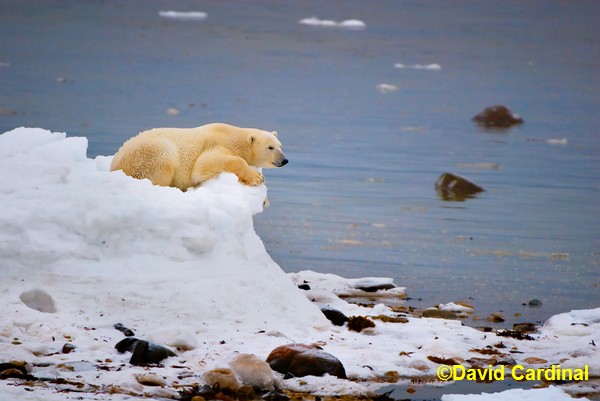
top-left (0, 127), bottom-right (329, 365)
top-left (299, 17), bottom-right (366, 29)
top-left (543, 308), bottom-right (600, 337)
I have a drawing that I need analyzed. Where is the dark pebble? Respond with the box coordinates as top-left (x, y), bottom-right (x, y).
top-left (114, 323), bottom-right (135, 337)
top-left (266, 343), bottom-right (347, 379)
top-left (178, 384), bottom-right (216, 401)
top-left (347, 316), bottom-right (376, 332)
top-left (528, 299), bottom-right (543, 307)
top-left (297, 284), bottom-right (311, 291)
top-left (62, 343), bottom-right (76, 354)
top-left (115, 337), bottom-right (176, 366)
top-left (320, 306), bottom-right (348, 326)
top-left (115, 337), bottom-right (138, 353)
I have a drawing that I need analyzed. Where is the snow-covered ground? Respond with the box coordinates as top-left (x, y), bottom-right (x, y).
top-left (0, 128), bottom-right (598, 400)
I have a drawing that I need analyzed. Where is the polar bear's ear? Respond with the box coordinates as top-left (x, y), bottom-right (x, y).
top-left (271, 131), bottom-right (278, 137)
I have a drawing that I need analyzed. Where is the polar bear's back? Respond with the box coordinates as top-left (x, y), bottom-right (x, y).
top-left (135, 123), bottom-right (251, 153)
top-left (110, 123), bottom-right (257, 189)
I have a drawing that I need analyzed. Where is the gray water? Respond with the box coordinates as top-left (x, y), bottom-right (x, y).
top-left (1, 0), bottom-right (599, 355)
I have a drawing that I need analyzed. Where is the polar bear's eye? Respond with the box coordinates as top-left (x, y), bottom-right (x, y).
top-left (268, 146), bottom-right (274, 150)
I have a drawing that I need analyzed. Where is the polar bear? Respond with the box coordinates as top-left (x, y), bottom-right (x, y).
top-left (110, 123), bottom-right (288, 191)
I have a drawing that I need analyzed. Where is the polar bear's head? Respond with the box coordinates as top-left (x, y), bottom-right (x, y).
top-left (250, 130), bottom-right (288, 169)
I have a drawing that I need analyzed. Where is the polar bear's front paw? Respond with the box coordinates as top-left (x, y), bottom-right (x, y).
top-left (240, 170), bottom-right (264, 186)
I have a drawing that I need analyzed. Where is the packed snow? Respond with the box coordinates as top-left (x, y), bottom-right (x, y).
top-left (158, 11), bottom-right (207, 20)
top-left (442, 386), bottom-right (589, 401)
top-left (299, 17), bottom-right (366, 29)
top-left (0, 127), bottom-right (598, 400)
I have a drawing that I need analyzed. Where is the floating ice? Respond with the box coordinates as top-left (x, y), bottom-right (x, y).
top-left (547, 137), bottom-right (568, 145)
top-left (438, 302), bottom-right (474, 313)
top-left (394, 63), bottom-right (442, 70)
top-left (376, 83), bottom-right (399, 93)
top-left (159, 11), bottom-right (208, 20)
top-left (299, 17), bottom-right (366, 29)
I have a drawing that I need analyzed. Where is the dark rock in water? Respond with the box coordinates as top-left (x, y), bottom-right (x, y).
top-left (266, 343), bottom-right (347, 379)
top-left (62, 343), bottom-right (76, 354)
top-left (513, 322), bottom-right (537, 334)
top-left (347, 316), bottom-right (376, 332)
top-left (297, 284), bottom-right (311, 291)
top-left (115, 337), bottom-right (176, 366)
top-left (114, 323), bottom-right (135, 337)
top-left (476, 326), bottom-right (494, 333)
top-left (353, 280), bottom-right (395, 292)
top-left (487, 313), bottom-right (505, 323)
top-left (422, 309), bottom-right (460, 320)
top-left (320, 306), bottom-right (348, 326)
top-left (19, 289), bottom-right (56, 313)
top-left (472, 105), bottom-right (524, 128)
top-left (435, 172), bottom-right (484, 201)
top-left (528, 299), bottom-right (543, 307)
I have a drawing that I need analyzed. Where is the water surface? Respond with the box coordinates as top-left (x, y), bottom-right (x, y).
top-left (1, 0), bottom-right (599, 332)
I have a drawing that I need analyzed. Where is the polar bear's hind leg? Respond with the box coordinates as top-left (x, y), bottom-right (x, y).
top-left (112, 137), bottom-right (178, 187)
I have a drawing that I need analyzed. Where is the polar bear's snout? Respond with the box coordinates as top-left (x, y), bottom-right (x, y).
top-left (274, 152), bottom-right (288, 167)
top-left (275, 157), bottom-right (289, 167)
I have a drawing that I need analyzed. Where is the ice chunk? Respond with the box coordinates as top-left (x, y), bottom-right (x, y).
top-left (159, 11), bottom-right (207, 20)
top-left (299, 17), bottom-right (366, 29)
